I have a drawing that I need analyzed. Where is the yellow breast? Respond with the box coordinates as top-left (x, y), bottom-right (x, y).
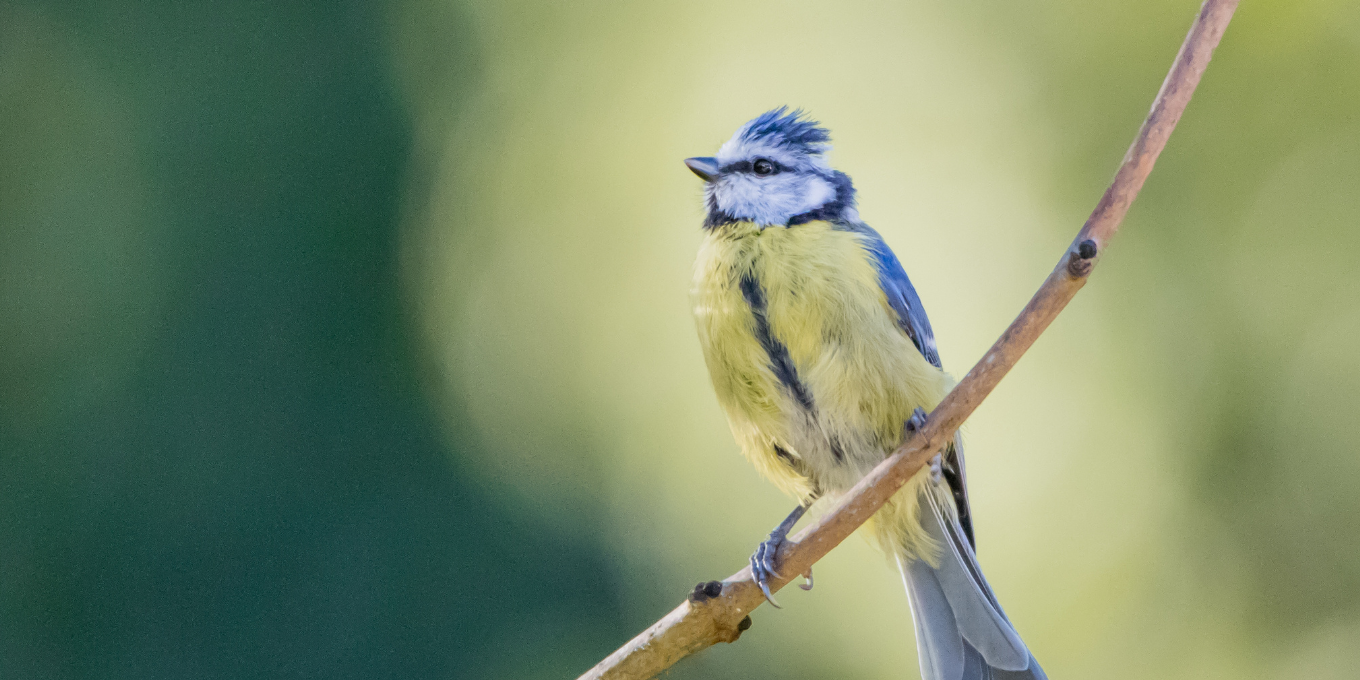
top-left (691, 220), bottom-right (953, 500)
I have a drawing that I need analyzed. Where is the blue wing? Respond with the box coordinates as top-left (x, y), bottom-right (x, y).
top-left (849, 223), bottom-right (979, 544)
top-left (853, 224), bottom-right (942, 368)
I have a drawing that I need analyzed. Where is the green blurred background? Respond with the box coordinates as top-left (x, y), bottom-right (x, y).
top-left (2, 0), bottom-right (1358, 678)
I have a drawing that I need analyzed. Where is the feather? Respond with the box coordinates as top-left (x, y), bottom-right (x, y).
top-left (920, 489), bottom-right (1029, 671)
top-left (847, 223), bottom-right (941, 368)
top-left (899, 554), bottom-right (965, 680)
top-left (895, 486), bottom-right (1046, 679)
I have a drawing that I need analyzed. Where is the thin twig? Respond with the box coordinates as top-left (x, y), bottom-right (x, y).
top-left (578, 2), bottom-right (1238, 678)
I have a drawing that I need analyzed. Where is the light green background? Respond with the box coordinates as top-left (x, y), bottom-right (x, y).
top-left (3, 1), bottom-right (1358, 678)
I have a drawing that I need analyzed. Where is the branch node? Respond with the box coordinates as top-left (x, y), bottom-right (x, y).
top-left (688, 580), bottom-right (725, 603)
top-left (1066, 241), bottom-right (1097, 278)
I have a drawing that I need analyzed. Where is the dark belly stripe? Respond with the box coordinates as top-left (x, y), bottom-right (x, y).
top-left (738, 273), bottom-right (815, 413)
top-left (773, 444), bottom-right (798, 468)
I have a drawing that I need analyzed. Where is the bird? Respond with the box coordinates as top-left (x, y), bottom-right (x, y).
top-left (685, 107), bottom-right (1045, 680)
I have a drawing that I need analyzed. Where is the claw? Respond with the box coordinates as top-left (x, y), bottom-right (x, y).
top-left (749, 503), bottom-right (810, 609)
top-left (750, 548), bottom-right (782, 608)
top-left (758, 536), bottom-right (782, 579)
top-left (929, 453), bottom-right (943, 483)
top-left (751, 529), bottom-right (789, 608)
top-left (799, 567), bottom-right (814, 591)
top-left (758, 577), bottom-right (781, 608)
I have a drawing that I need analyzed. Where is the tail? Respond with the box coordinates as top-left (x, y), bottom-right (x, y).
top-left (897, 488), bottom-right (1046, 680)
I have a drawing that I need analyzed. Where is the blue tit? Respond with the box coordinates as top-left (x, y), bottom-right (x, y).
top-left (685, 108), bottom-right (1045, 680)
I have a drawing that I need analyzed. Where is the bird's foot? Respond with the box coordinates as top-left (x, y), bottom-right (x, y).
top-left (903, 407), bottom-right (942, 481)
top-left (908, 408), bottom-right (941, 484)
top-left (798, 566), bottom-right (814, 591)
top-left (903, 406), bottom-right (929, 438)
top-left (751, 529), bottom-right (790, 608)
top-left (750, 503), bottom-right (810, 608)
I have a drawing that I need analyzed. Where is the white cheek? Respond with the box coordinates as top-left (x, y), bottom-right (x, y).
top-left (762, 175), bottom-right (812, 217)
top-left (794, 177), bottom-right (835, 214)
top-left (714, 174), bottom-right (837, 225)
top-left (714, 175), bottom-right (763, 219)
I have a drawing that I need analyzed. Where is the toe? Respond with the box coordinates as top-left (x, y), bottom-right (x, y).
top-left (759, 543), bottom-right (783, 579)
top-left (750, 545), bottom-right (783, 608)
top-left (906, 407), bottom-right (928, 433)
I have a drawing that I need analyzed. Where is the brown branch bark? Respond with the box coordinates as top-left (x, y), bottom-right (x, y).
top-left (578, 2), bottom-right (1238, 678)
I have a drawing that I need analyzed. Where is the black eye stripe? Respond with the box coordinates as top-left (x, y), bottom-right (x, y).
top-left (718, 159), bottom-right (790, 175)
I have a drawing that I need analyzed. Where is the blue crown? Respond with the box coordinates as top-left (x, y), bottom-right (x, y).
top-left (739, 107), bottom-right (831, 153)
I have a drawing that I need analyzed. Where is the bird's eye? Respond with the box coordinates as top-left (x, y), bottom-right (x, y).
top-left (752, 158), bottom-right (775, 176)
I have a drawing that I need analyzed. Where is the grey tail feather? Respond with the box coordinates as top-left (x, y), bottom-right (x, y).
top-left (897, 490), bottom-right (1046, 680)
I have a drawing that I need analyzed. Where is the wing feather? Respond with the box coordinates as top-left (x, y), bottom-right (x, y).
top-left (847, 222), bottom-right (976, 543)
top-left (850, 224), bottom-right (941, 368)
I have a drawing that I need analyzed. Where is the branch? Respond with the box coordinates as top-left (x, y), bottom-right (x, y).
top-left (579, 2), bottom-right (1238, 678)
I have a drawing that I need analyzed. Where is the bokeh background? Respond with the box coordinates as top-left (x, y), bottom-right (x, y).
top-left (2, 0), bottom-right (1358, 678)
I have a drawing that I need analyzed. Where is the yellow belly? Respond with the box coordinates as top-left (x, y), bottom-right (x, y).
top-left (692, 219), bottom-right (958, 558)
top-left (691, 220), bottom-right (953, 500)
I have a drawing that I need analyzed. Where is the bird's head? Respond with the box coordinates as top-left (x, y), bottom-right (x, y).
top-left (686, 107), bottom-right (856, 229)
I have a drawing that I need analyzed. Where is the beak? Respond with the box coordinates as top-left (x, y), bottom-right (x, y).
top-left (684, 157), bottom-right (719, 182)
